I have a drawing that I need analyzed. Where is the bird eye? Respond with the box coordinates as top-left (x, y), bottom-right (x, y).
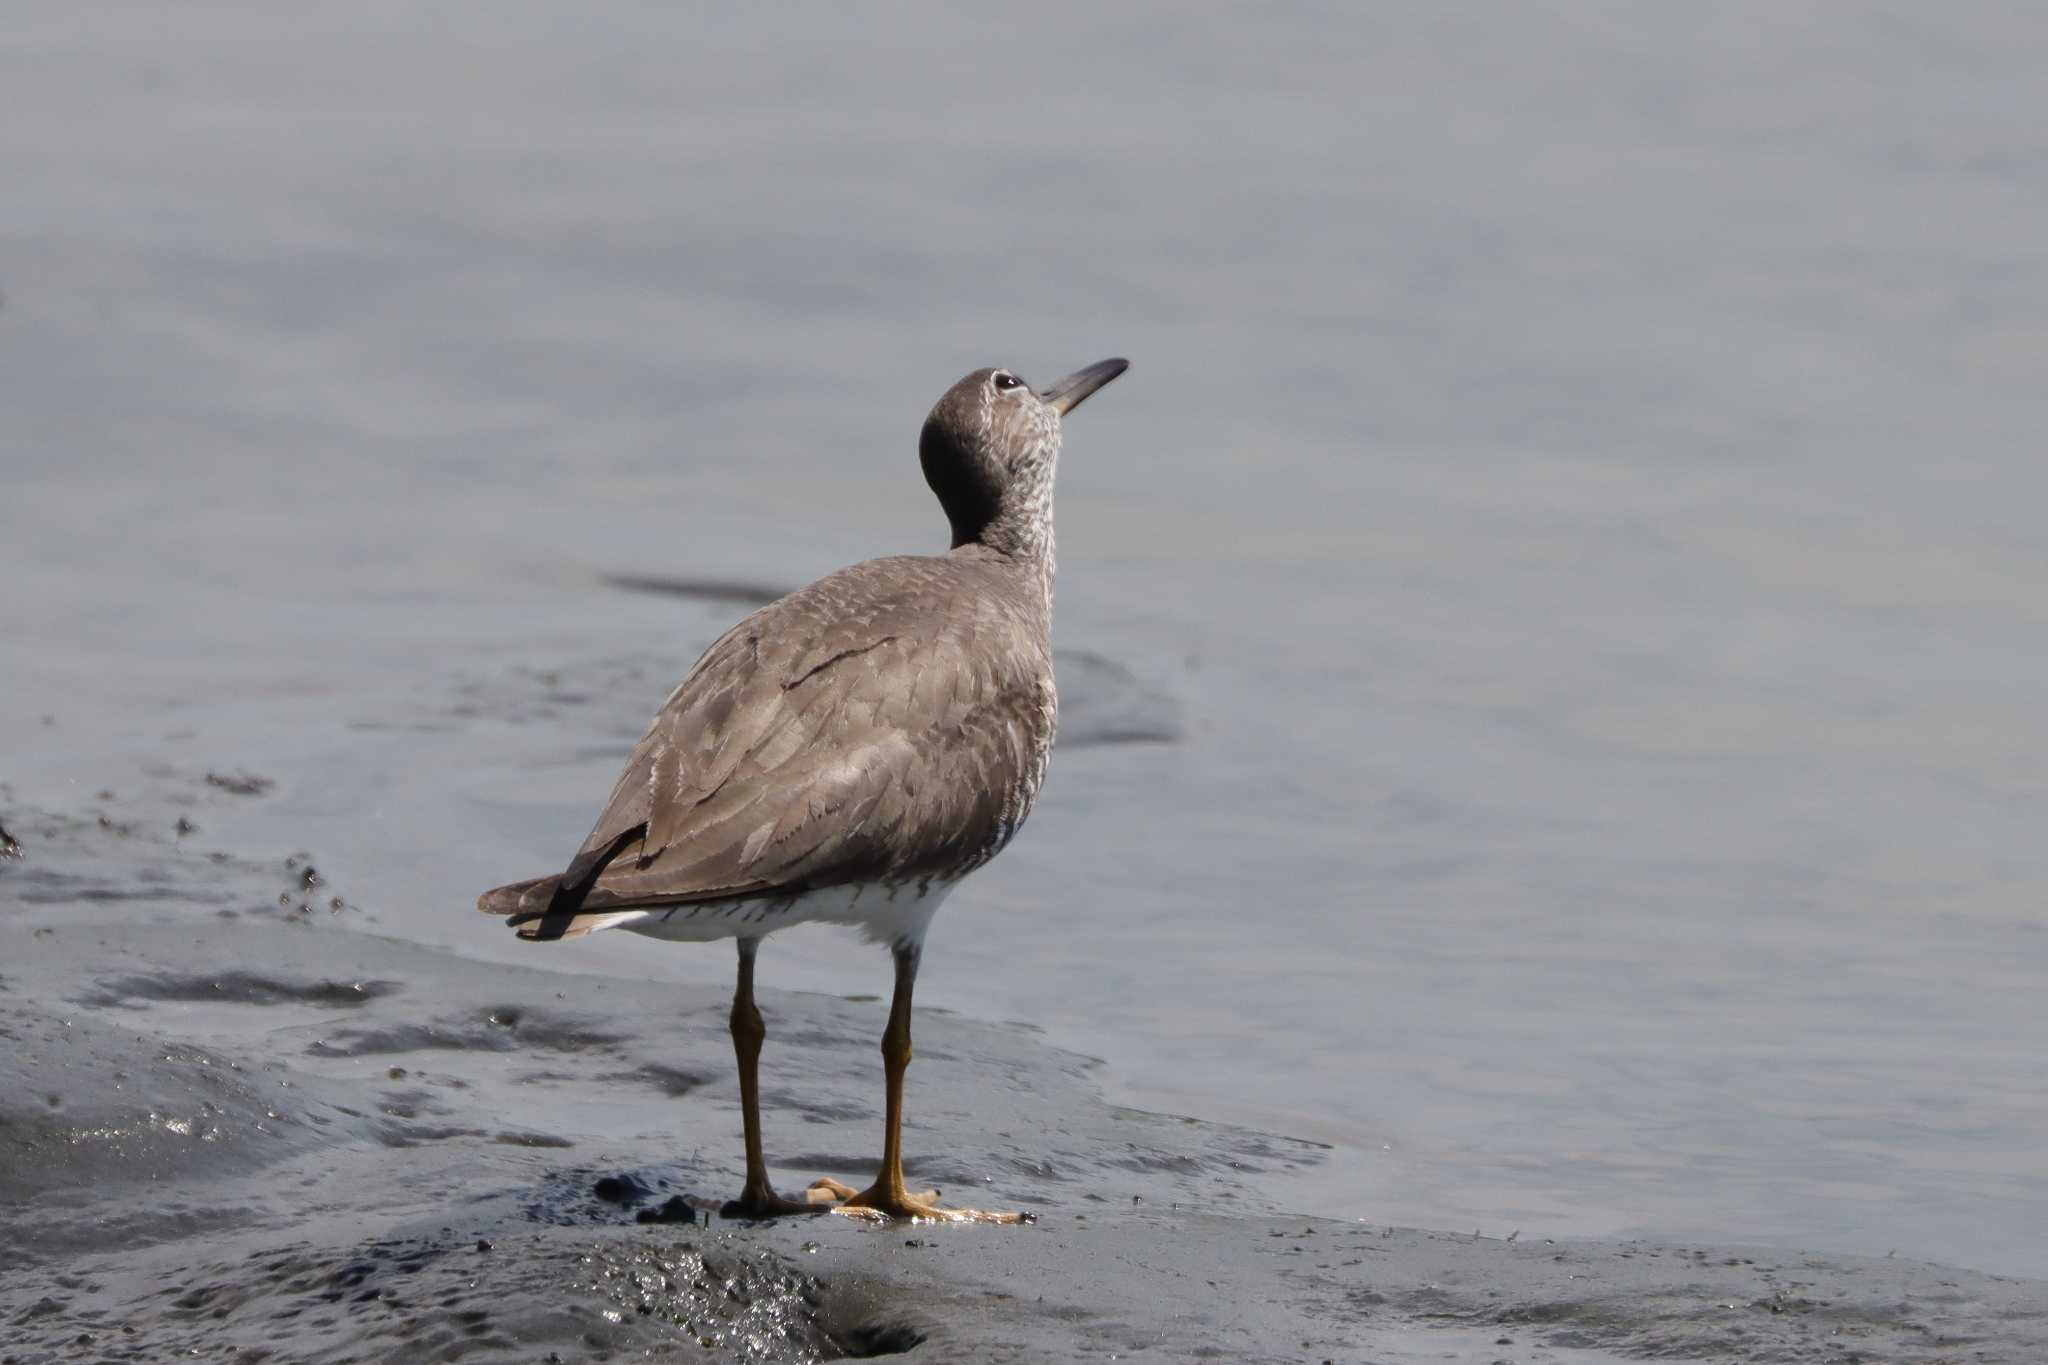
top-left (992, 372), bottom-right (1022, 391)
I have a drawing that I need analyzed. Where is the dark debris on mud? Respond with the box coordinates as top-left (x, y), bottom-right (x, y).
top-left (74, 972), bottom-right (400, 1012)
top-left (0, 794), bottom-right (359, 921)
top-left (306, 1004), bottom-right (630, 1059)
top-left (203, 771), bottom-right (276, 797)
top-left (520, 1167), bottom-right (716, 1230)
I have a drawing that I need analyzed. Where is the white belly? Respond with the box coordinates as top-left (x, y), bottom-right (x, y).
top-left (611, 879), bottom-right (954, 950)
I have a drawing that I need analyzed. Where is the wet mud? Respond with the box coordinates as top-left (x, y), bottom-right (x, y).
top-left (3, 1227), bottom-right (884, 1363)
top-left (4, 792), bottom-right (2045, 1362)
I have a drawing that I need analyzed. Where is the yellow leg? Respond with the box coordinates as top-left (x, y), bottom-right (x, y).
top-left (834, 942), bottom-right (1031, 1225)
top-left (721, 938), bottom-right (829, 1219)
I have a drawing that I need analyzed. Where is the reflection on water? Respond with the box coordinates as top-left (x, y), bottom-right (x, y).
top-left (3, 1), bottom-right (2045, 1278)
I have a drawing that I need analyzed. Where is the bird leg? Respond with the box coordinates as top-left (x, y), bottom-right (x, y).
top-left (720, 938), bottom-right (829, 1219)
top-left (833, 941), bottom-right (1030, 1225)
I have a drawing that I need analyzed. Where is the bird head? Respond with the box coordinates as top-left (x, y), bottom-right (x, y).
top-left (920, 358), bottom-right (1128, 558)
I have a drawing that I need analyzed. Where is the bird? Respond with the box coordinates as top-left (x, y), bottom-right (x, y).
top-left (478, 358), bottom-right (1129, 1223)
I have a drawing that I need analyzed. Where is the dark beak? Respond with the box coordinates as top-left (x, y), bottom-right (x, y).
top-left (1039, 357), bottom-right (1130, 416)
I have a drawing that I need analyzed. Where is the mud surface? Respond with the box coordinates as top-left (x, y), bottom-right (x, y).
top-left (4, 798), bottom-right (2044, 1362)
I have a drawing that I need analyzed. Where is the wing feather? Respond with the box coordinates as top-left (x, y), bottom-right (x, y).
top-left (553, 555), bottom-right (1051, 912)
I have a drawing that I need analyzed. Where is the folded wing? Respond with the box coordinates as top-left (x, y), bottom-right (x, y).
top-left (496, 557), bottom-right (1050, 937)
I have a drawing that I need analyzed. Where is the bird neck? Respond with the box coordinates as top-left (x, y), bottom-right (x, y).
top-left (978, 496), bottom-right (1054, 564)
top-left (977, 424), bottom-right (1058, 554)
top-left (949, 514), bottom-right (1057, 620)
top-left (974, 452), bottom-right (1057, 616)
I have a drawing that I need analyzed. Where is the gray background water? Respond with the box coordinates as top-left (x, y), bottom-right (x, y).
top-left (5, 2), bottom-right (2044, 1279)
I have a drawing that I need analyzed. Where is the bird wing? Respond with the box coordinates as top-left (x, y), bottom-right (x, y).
top-left (551, 556), bottom-right (1050, 912)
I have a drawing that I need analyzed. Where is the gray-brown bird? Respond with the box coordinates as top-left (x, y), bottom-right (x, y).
top-left (479, 358), bottom-right (1128, 1222)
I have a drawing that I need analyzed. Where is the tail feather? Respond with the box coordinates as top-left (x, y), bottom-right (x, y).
top-left (476, 875), bottom-right (561, 918)
top-left (476, 873), bottom-right (653, 941)
top-left (510, 906), bottom-right (650, 939)
top-left (477, 826), bottom-right (651, 942)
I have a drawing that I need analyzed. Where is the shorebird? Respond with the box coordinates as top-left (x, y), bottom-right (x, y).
top-left (479, 358), bottom-right (1129, 1223)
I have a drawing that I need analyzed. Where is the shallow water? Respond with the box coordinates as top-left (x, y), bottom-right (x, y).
top-left (5, 0), bottom-right (2047, 1288)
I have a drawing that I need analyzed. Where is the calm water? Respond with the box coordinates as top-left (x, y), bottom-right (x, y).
top-left (5, 3), bottom-right (2046, 1277)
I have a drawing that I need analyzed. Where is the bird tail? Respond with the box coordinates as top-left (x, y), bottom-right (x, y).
top-left (475, 874), bottom-right (648, 941)
top-left (476, 875), bottom-right (560, 918)
top-left (478, 826), bottom-right (650, 942)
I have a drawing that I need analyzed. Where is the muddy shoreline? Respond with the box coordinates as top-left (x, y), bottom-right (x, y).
top-left (3, 797), bottom-right (2043, 1363)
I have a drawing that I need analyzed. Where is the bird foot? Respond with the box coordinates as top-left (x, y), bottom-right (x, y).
top-left (795, 1176), bottom-right (939, 1205)
top-left (720, 1183), bottom-right (833, 1219)
top-left (801, 1177), bottom-right (861, 1203)
top-left (718, 1176), bottom-right (946, 1219)
top-left (829, 1182), bottom-right (1034, 1225)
